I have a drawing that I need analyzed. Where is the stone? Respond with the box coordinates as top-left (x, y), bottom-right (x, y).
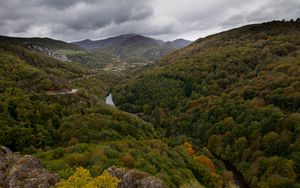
top-left (107, 166), bottom-right (163, 188)
top-left (0, 146), bottom-right (60, 188)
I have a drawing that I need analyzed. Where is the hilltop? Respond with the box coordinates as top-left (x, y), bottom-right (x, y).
top-left (73, 34), bottom-right (192, 64)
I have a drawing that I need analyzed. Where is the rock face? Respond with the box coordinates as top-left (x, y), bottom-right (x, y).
top-left (27, 44), bottom-right (70, 62)
top-left (0, 146), bottom-right (60, 188)
top-left (107, 166), bottom-right (163, 188)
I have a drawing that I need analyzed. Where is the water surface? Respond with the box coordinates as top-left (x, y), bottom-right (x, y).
top-left (105, 93), bottom-right (115, 107)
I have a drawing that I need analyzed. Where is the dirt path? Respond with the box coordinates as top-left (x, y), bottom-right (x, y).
top-left (46, 72), bottom-right (101, 96)
top-left (46, 89), bottom-right (78, 95)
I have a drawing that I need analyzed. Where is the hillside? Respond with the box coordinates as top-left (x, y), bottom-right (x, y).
top-left (0, 36), bottom-right (82, 51)
top-left (0, 37), bottom-right (224, 188)
top-left (113, 20), bottom-right (300, 187)
top-left (0, 36), bottom-right (84, 61)
top-left (0, 36), bottom-right (121, 70)
top-left (164, 39), bottom-right (193, 48)
top-left (0, 38), bottom-right (89, 92)
top-left (73, 34), bottom-right (192, 64)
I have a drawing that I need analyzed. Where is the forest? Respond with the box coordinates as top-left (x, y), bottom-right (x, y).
top-left (113, 20), bottom-right (300, 187)
top-left (0, 20), bottom-right (299, 188)
top-left (0, 34), bottom-right (227, 187)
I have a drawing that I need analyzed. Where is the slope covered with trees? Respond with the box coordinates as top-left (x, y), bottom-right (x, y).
top-left (0, 39), bottom-right (157, 152)
top-left (0, 37), bottom-right (225, 187)
top-left (36, 140), bottom-right (223, 187)
top-left (0, 36), bottom-right (82, 51)
top-left (113, 20), bottom-right (300, 187)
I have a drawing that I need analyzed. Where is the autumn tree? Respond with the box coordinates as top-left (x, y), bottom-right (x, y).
top-left (56, 167), bottom-right (119, 188)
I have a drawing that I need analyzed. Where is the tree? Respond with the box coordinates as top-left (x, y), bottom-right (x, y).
top-left (56, 167), bottom-right (119, 188)
top-left (194, 155), bottom-right (216, 173)
top-left (121, 153), bottom-right (135, 168)
top-left (182, 142), bottom-right (195, 155)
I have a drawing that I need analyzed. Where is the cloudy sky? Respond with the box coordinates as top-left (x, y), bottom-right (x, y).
top-left (0, 0), bottom-right (299, 42)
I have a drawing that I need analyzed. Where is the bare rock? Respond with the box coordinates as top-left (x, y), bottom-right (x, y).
top-left (107, 166), bottom-right (163, 188)
top-left (0, 146), bottom-right (60, 188)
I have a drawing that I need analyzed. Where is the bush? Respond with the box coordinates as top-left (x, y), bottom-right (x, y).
top-left (56, 167), bottom-right (119, 188)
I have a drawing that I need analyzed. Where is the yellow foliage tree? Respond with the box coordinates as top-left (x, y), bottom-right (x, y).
top-left (56, 167), bottom-right (119, 188)
top-left (182, 142), bottom-right (195, 155)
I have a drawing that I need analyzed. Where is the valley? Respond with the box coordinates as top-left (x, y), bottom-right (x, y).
top-left (106, 93), bottom-right (247, 188)
top-left (0, 19), bottom-right (300, 188)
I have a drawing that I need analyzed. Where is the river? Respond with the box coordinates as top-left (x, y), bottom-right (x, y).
top-left (105, 93), bottom-right (115, 107)
top-left (219, 158), bottom-right (249, 188)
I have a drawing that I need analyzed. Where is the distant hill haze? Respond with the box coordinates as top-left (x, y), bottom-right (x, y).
top-left (72, 34), bottom-right (192, 64)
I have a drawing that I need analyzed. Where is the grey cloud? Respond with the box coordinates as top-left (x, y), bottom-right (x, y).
top-left (220, 0), bottom-right (300, 28)
top-left (0, 0), bottom-right (299, 41)
top-left (38, 0), bottom-right (86, 10)
top-left (62, 1), bottom-right (153, 31)
top-left (246, 0), bottom-right (300, 22)
top-left (0, 0), bottom-right (153, 38)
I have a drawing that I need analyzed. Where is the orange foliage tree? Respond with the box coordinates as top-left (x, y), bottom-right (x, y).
top-left (194, 155), bottom-right (216, 173)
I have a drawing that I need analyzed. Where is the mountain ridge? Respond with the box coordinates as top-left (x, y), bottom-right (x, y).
top-left (0, 35), bottom-right (82, 51)
top-left (72, 34), bottom-right (192, 64)
top-left (72, 34), bottom-right (191, 49)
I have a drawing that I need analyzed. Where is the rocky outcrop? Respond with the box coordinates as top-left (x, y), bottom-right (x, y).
top-left (0, 146), bottom-right (60, 188)
top-left (27, 44), bottom-right (70, 62)
top-left (107, 166), bottom-right (163, 188)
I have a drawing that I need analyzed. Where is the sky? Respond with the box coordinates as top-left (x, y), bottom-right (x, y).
top-left (0, 0), bottom-right (299, 42)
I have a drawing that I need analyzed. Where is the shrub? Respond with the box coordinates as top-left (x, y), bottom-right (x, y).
top-left (56, 167), bottom-right (119, 188)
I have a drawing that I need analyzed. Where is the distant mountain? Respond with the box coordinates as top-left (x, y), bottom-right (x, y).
top-left (72, 34), bottom-right (192, 64)
top-left (72, 34), bottom-right (164, 49)
top-left (164, 39), bottom-right (192, 48)
top-left (0, 35), bottom-right (191, 72)
top-left (0, 36), bottom-right (84, 62)
top-left (0, 36), bottom-right (82, 51)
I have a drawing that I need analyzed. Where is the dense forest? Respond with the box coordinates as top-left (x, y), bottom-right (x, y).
top-left (113, 20), bottom-right (300, 187)
top-left (0, 36), bottom-right (228, 187)
top-left (1, 20), bottom-right (299, 188)
top-left (0, 40), bottom-right (161, 153)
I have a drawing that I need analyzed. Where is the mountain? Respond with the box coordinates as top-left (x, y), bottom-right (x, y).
top-left (113, 20), bottom-right (300, 187)
top-left (164, 39), bottom-right (192, 48)
top-left (72, 34), bottom-right (164, 50)
top-left (0, 35), bottom-right (82, 51)
top-left (72, 34), bottom-right (192, 64)
top-left (0, 36), bottom-right (90, 92)
top-left (0, 36), bottom-right (127, 70)
top-left (0, 35), bottom-right (84, 62)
